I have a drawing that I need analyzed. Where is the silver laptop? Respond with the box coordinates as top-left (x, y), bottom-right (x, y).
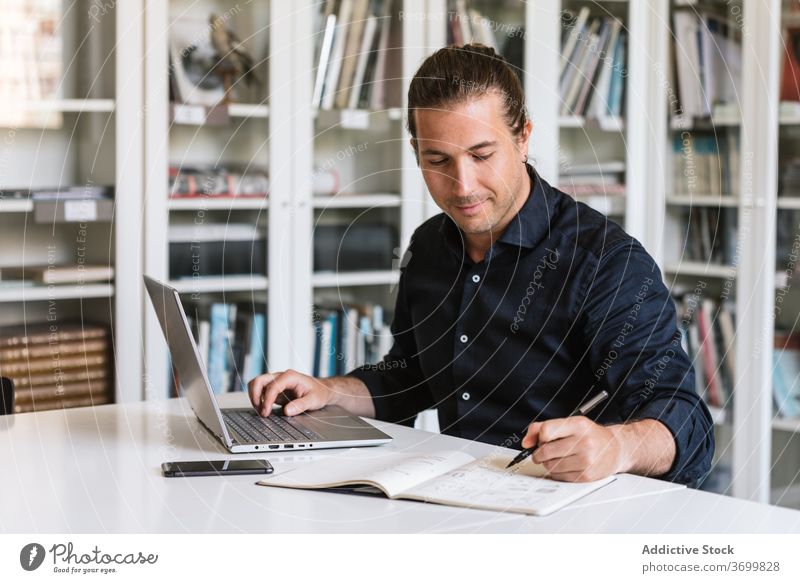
top-left (144, 276), bottom-right (392, 453)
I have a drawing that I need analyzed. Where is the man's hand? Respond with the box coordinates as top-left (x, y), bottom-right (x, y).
top-left (521, 417), bottom-right (676, 482)
top-left (247, 370), bottom-right (376, 418)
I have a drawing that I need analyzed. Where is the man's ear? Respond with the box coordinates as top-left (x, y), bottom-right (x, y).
top-left (409, 138), bottom-right (419, 165)
top-left (517, 119), bottom-right (533, 160)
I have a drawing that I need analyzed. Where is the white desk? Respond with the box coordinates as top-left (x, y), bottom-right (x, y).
top-left (2, 392), bottom-right (799, 533)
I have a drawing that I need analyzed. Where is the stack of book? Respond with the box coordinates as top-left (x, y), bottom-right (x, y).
top-left (312, 302), bottom-right (392, 377)
top-left (680, 207), bottom-right (738, 265)
top-left (671, 132), bottom-right (740, 196)
top-left (446, 0), bottom-right (500, 50)
top-left (313, 0), bottom-right (399, 111)
top-left (169, 165), bottom-right (269, 199)
top-left (559, 7), bottom-right (627, 119)
top-left (778, 158), bottom-right (800, 196)
top-left (671, 6), bottom-right (742, 120)
top-left (558, 161), bottom-right (626, 198)
top-left (675, 294), bottom-right (735, 410)
top-left (180, 302), bottom-right (267, 395)
top-left (0, 323), bottom-right (112, 413)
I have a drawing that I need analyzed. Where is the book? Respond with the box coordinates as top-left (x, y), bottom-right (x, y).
top-left (560, 7), bottom-right (591, 78)
top-left (335, 0), bottom-right (370, 109)
top-left (257, 448), bottom-right (615, 517)
top-left (0, 338), bottom-right (107, 361)
top-left (312, 12), bottom-right (338, 109)
top-left (0, 352), bottom-right (107, 376)
top-left (321, 0), bottom-right (354, 110)
top-left (347, 14), bottom-right (378, 110)
top-left (672, 10), bottom-right (706, 118)
top-left (0, 323), bottom-right (108, 347)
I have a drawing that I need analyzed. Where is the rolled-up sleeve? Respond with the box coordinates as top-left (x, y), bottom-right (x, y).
top-left (580, 240), bottom-right (715, 485)
top-left (347, 256), bottom-right (435, 425)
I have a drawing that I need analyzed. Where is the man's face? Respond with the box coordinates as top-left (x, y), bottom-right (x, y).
top-left (413, 92), bottom-right (531, 237)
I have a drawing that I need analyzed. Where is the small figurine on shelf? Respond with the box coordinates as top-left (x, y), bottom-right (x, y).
top-left (209, 13), bottom-right (260, 104)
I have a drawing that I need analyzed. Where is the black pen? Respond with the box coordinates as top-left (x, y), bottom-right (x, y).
top-left (505, 390), bottom-right (610, 469)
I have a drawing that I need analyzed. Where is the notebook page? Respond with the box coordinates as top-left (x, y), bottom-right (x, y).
top-left (258, 448), bottom-right (474, 498)
top-left (402, 455), bottom-right (615, 516)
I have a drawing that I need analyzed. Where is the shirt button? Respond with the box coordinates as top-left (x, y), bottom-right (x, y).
top-left (472, 274), bottom-right (480, 283)
top-left (459, 334), bottom-right (468, 343)
top-left (462, 392), bottom-right (470, 401)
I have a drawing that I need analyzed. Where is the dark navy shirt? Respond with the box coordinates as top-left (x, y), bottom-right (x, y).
top-left (349, 164), bottom-right (714, 485)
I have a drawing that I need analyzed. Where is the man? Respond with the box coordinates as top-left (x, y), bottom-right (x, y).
top-left (249, 44), bottom-right (714, 485)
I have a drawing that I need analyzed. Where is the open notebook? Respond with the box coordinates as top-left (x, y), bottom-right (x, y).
top-left (256, 448), bottom-right (615, 516)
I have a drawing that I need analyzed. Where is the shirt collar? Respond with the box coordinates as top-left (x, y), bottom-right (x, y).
top-left (439, 163), bottom-right (557, 258)
top-left (496, 163), bottom-right (554, 249)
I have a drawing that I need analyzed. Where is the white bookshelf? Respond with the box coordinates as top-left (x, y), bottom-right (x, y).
top-left (0, 1), bottom-right (144, 404)
top-left (285, 0), bottom-right (432, 374)
top-left (45, 0), bottom-right (794, 507)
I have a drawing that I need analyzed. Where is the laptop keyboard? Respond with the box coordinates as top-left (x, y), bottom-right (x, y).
top-left (223, 410), bottom-right (323, 443)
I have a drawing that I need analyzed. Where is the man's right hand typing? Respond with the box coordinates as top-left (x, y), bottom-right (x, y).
top-left (247, 370), bottom-right (376, 419)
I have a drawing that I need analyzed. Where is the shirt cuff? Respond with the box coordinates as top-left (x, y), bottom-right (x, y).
top-left (630, 396), bottom-right (714, 484)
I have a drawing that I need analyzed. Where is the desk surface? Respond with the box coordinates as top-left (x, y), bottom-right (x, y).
top-left (1, 393), bottom-right (799, 533)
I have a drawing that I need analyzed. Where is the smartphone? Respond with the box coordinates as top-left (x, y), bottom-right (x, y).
top-left (161, 459), bottom-right (274, 477)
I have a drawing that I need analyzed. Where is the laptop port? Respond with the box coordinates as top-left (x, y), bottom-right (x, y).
top-left (284, 444), bottom-right (294, 449)
top-left (268, 445), bottom-right (279, 449)
top-left (297, 444), bottom-right (305, 448)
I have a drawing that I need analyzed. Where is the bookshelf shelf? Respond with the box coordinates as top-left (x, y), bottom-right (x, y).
top-left (559, 115), bottom-right (624, 132)
top-left (666, 195), bottom-right (740, 207)
top-left (772, 416), bottom-right (800, 434)
top-left (312, 270), bottom-right (400, 288)
top-left (664, 262), bottom-right (737, 279)
top-left (28, 99), bottom-right (116, 114)
top-left (167, 197), bottom-right (269, 211)
top-left (570, 195), bottom-right (625, 216)
top-left (559, 115), bottom-right (584, 128)
top-left (0, 284), bottom-right (115, 303)
top-left (312, 194), bottom-right (401, 209)
top-left (228, 103), bottom-right (270, 119)
top-left (168, 276), bottom-right (268, 294)
top-left (776, 198), bottom-right (800, 210)
top-left (314, 107), bottom-right (403, 130)
top-left (672, 108), bottom-right (800, 128)
top-left (0, 199), bottom-right (34, 213)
